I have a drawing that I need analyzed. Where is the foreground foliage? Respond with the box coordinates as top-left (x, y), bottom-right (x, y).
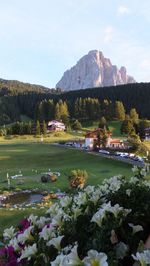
top-left (1, 167), bottom-right (150, 265)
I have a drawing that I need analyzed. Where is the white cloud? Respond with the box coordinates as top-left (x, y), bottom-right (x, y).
top-left (117, 5), bottom-right (130, 15)
top-left (104, 26), bottom-right (115, 43)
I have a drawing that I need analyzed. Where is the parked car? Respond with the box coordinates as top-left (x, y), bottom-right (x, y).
top-left (99, 150), bottom-right (110, 155)
top-left (65, 142), bottom-right (73, 146)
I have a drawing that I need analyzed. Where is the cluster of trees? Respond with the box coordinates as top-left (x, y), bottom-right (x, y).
top-left (6, 121), bottom-right (33, 135)
top-left (36, 99), bottom-right (69, 124)
top-left (36, 98), bottom-right (130, 123)
top-left (120, 106), bottom-right (150, 138)
top-left (2, 120), bottom-right (48, 136)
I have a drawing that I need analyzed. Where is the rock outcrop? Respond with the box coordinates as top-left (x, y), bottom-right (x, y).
top-left (56, 50), bottom-right (135, 90)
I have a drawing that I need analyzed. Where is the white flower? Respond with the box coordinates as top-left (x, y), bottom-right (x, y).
top-left (89, 193), bottom-right (100, 205)
top-left (28, 214), bottom-right (38, 225)
top-left (47, 235), bottom-right (64, 250)
top-left (84, 186), bottom-right (95, 194)
top-left (51, 254), bottom-right (68, 266)
top-left (91, 202), bottom-right (111, 227)
top-left (39, 225), bottom-right (55, 241)
top-left (9, 237), bottom-right (20, 251)
top-left (132, 250), bottom-right (150, 265)
top-left (128, 223), bottom-right (143, 234)
top-left (46, 203), bottom-right (60, 217)
top-left (36, 216), bottom-right (50, 228)
top-left (67, 245), bottom-right (83, 266)
top-left (109, 203), bottom-right (131, 218)
top-left (72, 207), bottom-right (82, 220)
top-left (52, 213), bottom-right (64, 227)
top-left (60, 196), bottom-right (72, 208)
top-left (3, 226), bottom-right (15, 240)
top-left (75, 192), bottom-right (87, 207)
top-left (130, 176), bottom-right (139, 184)
top-left (101, 176), bottom-right (123, 194)
top-left (132, 165), bottom-right (138, 173)
top-left (91, 202), bottom-right (131, 227)
top-left (18, 243), bottom-right (37, 262)
top-left (17, 226), bottom-right (34, 244)
top-left (126, 189), bottom-right (131, 196)
top-left (143, 180), bottom-right (150, 188)
top-left (83, 250), bottom-right (108, 266)
top-left (140, 168), bottom-right (147, 177)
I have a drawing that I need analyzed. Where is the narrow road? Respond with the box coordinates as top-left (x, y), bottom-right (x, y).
top-left (52, 143), bottom-right (145, 167)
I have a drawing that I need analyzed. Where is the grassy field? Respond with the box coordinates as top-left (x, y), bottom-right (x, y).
top-left (0, 142), bottom-right (133, 234)
top-left (0, 143), bottom-right (132, 191)
top-left (108, 121), bottom-right (123, 138)
top-left (0, 131), bottom-right (84, 144)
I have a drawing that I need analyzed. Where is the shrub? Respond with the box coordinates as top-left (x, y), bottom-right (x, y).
top-left (41, 174), bottom-right (50, 183)
top-left (68, 169), bottom-right (88, 189)
top-left (50, 175), bottom-right (57, 182)
top-left (72, 119), bottom-right (82, 131)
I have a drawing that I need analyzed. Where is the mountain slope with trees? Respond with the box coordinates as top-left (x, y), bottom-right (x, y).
top-left (0, 81), bottom-right (150, 125)
top-left (0, 78), bottom-right (58, 96)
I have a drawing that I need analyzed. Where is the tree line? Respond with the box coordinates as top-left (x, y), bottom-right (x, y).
top-left (0, 82), bottom-right (150, 125)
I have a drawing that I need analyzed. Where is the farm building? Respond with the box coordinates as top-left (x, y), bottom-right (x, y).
top-left (85, 128), bottom-right (112, 149)
top-left (47, 120), bottom-right (66, 131)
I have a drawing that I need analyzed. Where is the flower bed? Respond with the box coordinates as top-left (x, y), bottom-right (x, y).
top-left (1, 171), bottom-right (150, 265)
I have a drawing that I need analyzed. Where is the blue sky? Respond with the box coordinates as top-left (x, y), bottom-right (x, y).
top-left (0, 0), bottom-right (150, 87)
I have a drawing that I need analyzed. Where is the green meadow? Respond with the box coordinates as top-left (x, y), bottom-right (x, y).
top-left (0, 143), bottom-right (132, 191)
top-left (0, 141), bottom-right (133, 234)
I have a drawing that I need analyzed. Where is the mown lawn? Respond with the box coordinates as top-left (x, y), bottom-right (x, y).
top-left (0, 143), bottom-right (132, 191)
top-left (0, 142), bottom-right (133, 235)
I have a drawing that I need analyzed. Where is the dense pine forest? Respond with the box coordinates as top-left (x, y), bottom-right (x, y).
top-left (0, 80), bottom-right (150, 125)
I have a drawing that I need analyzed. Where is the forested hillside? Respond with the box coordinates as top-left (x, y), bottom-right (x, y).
top-left (0, 78), bottom-right (57, 96)
top-left (0, 82), bottom-right (150, 125)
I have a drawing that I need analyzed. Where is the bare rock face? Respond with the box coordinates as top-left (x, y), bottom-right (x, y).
top-left (56, 50), bottom-right (135, 90)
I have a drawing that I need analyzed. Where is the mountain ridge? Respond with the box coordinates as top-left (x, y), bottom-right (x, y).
top-left (56, 50), bottom-right (136, 90)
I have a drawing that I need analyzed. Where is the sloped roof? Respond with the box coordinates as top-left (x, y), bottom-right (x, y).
top-left (85, 128), bottom-right (112, 138)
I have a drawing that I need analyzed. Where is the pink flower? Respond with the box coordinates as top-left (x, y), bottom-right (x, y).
top-left (0, 246), bottom-right (17, 266)
top-left (18, 219), bottom-right (30, 233)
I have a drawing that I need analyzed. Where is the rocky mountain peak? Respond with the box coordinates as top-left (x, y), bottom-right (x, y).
top-left (56, 50), bottom-right (135, 91)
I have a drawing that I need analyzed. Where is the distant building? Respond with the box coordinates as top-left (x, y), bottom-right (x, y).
top-left (85, 128), bottom-right (129, 150)
top-left (47, 120), bottom-right (65, 131)
top-left (85, 128), bottom-right (112, 149)
top-left (107, 138), bottom-right (125, 149)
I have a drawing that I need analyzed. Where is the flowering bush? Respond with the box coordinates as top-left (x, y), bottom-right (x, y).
top-left (1, 169), bottom-right (150, 265)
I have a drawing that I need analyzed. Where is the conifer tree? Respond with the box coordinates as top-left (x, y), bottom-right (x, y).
top-left (130, 108), bottom-right (139, 124)
top-left (72, 119), bottom-right (82, 130)
top-left (43, 120), bottom-right (47, 136)
top-left (28, 121), bottom-right (32, 135)
top-left (55, 103), bottom-right (60, 120)
top-left (36, 120), bottom-right (41, 136)
top-left (115, 101), bottom-right (126, 120)
top-left (98, 116), bottom-right (107, 129)
top-left (120, 118), bottom-right (134, 135)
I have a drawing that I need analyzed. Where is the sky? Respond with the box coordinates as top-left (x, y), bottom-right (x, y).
top-left (0, 0), bottom-right (150, 88)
